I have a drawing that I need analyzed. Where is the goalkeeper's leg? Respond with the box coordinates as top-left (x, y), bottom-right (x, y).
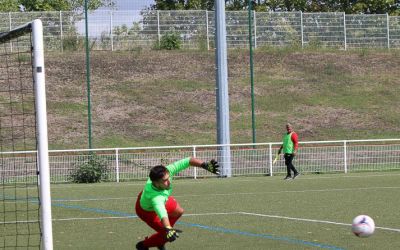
top-left (135, 193), bottom-right (184, 248)
top-left (168, 197), bottom-right (184, 227)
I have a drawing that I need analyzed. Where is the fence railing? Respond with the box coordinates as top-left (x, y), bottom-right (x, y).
top-left (1, 10), bottom-right (400, 51)
top-left (1, 139), bottom-right (399, 183)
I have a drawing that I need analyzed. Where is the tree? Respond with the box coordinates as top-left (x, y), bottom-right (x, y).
top-left (0, 0), bottom-right (115, 12)
top-left (149, 0), bottom-right (400, 15)
top-left (351, 0), bottom-right (398, 14)
top-left (151, 0), bottom-right (215, 10)
top-left (0, 0), bottom-right (19, 12)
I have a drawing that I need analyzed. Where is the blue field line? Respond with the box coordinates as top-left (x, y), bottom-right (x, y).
top-left (51, 201), bottom-right (345, 250)
top-left (176, 221), bottom-right (346, 250)
top-left (51, 202), bottom-right (135, 217)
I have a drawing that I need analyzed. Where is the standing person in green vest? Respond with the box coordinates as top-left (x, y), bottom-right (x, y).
top-left (278, 123), bottom-right (300, 180)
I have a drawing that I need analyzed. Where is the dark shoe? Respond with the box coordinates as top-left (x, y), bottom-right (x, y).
top-left (284, 175), bottom-right (292, 180)
top-left (293, 173), bottom-right (300, 179)
top-left (157, 245), bottom-right (166, 250)
top-left (136, 241), bottom-right (149, 250)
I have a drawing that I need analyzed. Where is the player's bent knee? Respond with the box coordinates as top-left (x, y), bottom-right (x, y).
top-left (171, 206), bottom-right (184, 217)
top-left (176, 207), bottom-right (184, 216)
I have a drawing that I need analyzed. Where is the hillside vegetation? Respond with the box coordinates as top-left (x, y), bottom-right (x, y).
top-left (45, 48), bottom-right (400, 149)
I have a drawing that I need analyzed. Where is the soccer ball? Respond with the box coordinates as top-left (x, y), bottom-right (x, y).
top-left (351, 215), bottom-right (375, 237)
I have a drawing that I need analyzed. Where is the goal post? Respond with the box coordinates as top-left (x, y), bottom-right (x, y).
top-left (32, 19), bottom-right (54, 250)
top-left (0, 19), bottom-right (53, 249)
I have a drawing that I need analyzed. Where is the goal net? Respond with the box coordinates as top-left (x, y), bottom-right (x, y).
top-left (0, 20), bottom-right (53, 249)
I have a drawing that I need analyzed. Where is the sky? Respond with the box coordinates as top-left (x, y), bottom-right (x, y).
top-left (77, 0), bottom-right (156, 35)
top-left (112, 0), bottom-right (155, 10)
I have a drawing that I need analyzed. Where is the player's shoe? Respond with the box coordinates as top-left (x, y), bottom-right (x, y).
top-left (157, 245), bottom-right (166, 250)
top-left (292, 172), bottom-right (300, 179)
top-left (136, 241), bottom-right (149, 250)
top-left (283, 175), bottom-right (292, 180)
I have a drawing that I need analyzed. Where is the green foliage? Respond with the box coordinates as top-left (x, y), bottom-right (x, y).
top-left (62, 35), bottom-right (85, 51)
top-left (151, 0), bottom-right (400, 15)
top-left (70, 155), bottom-right (110, 183)
top-left (153, 0), bottom-right (214, 10)
top-left (17, 53), bottom-right (30, 62)
top-left (306, 36), bottom-right (322, 49)
top-left (158, 30), bottom-right (182, 50)
top-left (1, 0), bottom-right (115, 11)
top-left (195, 30), bottom-right (208, 51)
top-left (0, 0), bottom-right (19, 12)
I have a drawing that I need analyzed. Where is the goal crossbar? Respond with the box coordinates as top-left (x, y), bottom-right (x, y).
top-left (0, 23), bottom-right (32, 43)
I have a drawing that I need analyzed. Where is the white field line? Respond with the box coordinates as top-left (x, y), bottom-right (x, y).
top-left (3, 211), bottom-right (399, 234)
top-left (47, 173), bottom-right (400, 189)
top-left (239, 212), bottom-right (400, 233)
top-left (12, 173), bottom-right (400, 191)
top-left (47, 178), bottom-right (256, 189)
top-left (0, 212), bottom-right (240, 224)
top-left (48, 186), bottom-right (400, 202)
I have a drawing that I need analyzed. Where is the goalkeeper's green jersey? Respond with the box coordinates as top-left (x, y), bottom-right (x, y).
top-left (139, 157), bottom-right (191, 220)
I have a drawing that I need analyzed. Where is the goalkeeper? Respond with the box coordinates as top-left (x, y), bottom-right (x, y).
top-left (135, 157), bottom-right (220, 250)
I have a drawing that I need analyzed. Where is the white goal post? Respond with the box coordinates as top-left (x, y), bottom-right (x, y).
top-left (0, 19), bottom-right (53, 250)
top-left (32, 19), bottom-right (54, 250)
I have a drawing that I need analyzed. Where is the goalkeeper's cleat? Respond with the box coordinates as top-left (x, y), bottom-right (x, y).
top-left (136, 241), bottom-right (149, 250)
top-left (157, 245), bottom-right (166, 250)
top-left (283, 175), bottom-right (292, 180)
top-left (293, 172), bottom-right (300, 179)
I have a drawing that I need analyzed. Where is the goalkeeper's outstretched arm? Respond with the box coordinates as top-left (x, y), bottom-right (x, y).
top-left (189, 157), bottom-right (220, 175)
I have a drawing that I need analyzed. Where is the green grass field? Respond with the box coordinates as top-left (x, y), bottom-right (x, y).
top-left (45, 172), bottom-right (400, 250)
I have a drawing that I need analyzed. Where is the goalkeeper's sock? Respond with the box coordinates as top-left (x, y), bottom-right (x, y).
top-left (135, 241), bottom-right (149, 250)
top-left (143, 232), bottom-right (167, 248)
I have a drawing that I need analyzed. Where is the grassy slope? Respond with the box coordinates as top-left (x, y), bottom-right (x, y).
top-left (45, 48), bottom-right (400, 149)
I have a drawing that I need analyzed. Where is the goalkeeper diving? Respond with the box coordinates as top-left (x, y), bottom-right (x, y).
top-left (135, 157), bottom-right (220, 250)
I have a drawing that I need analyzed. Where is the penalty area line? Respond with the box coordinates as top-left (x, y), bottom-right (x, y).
top-left (239, 212), bottom-right (400, 233)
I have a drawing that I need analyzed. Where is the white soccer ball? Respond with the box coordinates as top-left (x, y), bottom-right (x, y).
top-left (351, 215), bottom-right (375, 237)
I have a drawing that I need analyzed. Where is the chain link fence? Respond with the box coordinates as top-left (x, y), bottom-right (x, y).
top-left (1, 10), bottom-right (400, 51)
top-left (2, 139), bottom-right (399, 183)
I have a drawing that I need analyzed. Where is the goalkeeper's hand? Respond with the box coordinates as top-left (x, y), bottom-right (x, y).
top-left (165, 227), bottom-right (182, 242)
top-left (201, 159), bottom-right (220, 174)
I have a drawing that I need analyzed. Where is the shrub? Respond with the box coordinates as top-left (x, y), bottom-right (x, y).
top-left (159, 30), bottom-right (182, 50)
top-left (70, 155), bottom-right (110, 183)
top-left (62, 35), bottom-right (85, 51)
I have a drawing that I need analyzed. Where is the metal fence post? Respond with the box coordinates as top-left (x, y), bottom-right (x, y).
top-left (110, 10), bottom-right (114, 51)
top-left (253, 10), bottom-right (257, 49)
top-left (157, 10), bottom-right (161, 46)
top-left (116, 148), bottom-right (120, 182)
top-left (300, 11), bottom-right (304, 48)
top-left (343, 12), bottom-right (347, 50)
top-left (206, 10), bottom-right (210, 50)
top-left (387, 13), bottom-right (390, 49)
top-left (343, 141), bottom-right (348, 173)
top-left (192, 146), bottom-right (197, 179)
top-left (269, 143), bottom-right (273, 176)
top-left (60, 11), bottom-right (63, 52)
top-left (9, 12), bottom-right (12, 52)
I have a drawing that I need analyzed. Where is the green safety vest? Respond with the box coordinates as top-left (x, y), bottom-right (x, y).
top-left (283, 132), bottom-right (294, 154)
